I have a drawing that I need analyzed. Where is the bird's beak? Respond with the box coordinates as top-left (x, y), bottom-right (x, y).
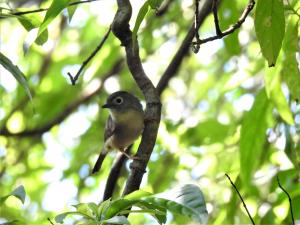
top-left (102, 103), bottom-right (112, 108)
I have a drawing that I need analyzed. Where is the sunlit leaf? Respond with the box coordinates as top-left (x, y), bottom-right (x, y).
top-left (72, 203), bottom-right (95, 217)
top-left (135, 201), bottom-right (167, 224)
top-left (255, 0), bottom-right (285, 66)
top-left (55, 211), bottom-right (93, 223)
top-left (144, 184), bottom-right (208, 224)
top-left (264, 67), bottom-right (294, 125)
top-left (105, 199), bottom-right (137, 218)
top-left (18, 14), bottom-right (48, 45)
top-left (124, 190), bottom-right (152, 200)
top-left (103, 216), bottom-right (130, 225)
top-left (132, 1), bottom-right (150, 42)
top-left (240, 90), bottom-right (272, 186)
top-left (37, 0), bottom-right (70, 39)
top-left (67, 0), bottom-right (78, 22)
top-left (148, 0), bottom-right (164, 9)
top-left (282, 17), bottom-right (300, 101)
top-left (0, 52), bottom-right (32, 101)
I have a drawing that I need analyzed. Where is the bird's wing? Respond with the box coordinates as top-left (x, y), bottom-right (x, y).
top-left (92, 115), bottom-right (115, 174)
top-left (104, 115), bottom-right (115, 141)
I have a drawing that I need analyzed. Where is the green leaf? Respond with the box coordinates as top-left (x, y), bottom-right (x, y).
top-left (37, 0), bottom-right (70, 39)
top-left (264, 67), bottom-right (294, 125)
top-left (67, 0), bottom-right (78, 22)
top-left (105, 190), bottom-right (151, 218)
top-left (124, 190), bottom-right (152, 200)
top-left (254, 0), bottom-right (285, 66)
top-left (87, 202), bottom-right (98, 216)
top-left (97, 198), bottom-right (112, 217)
top-left (55, 211), bottom-right (93, 223)
top-left (105, 199), bottom-right (138, 219)
top-left (0, 52), bottom-right (33, 101)
top-left (0, 185), bottom-right (26, 204)
top-left (135, 201), bottom-right (167, 224)
top-left (104, 190), bottom-right (166, 224)
top-left (18, 14), bottom-right (48, 45)
top-left (144, 184), bottom-right (208, 224)
top-left (132, 1), bottom-right (150, 42)
top-left (148, 0), bottom-right (164, 9)
top-left (55, 213), bottom-right (69, 223)
top-left (103, 216), bottom-right (130, 225)
top-left (72, 203), bottom-right (95, 217)
top-left (240, 90), bottom-right (272, 186)
top-left (282, 17), bottom-right (300, 101)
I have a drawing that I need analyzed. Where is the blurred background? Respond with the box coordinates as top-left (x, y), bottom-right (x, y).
top-left (0, 0), bottom-right (300, 224)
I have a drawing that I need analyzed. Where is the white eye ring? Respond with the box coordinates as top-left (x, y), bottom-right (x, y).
top-left (114, 96), bottom-right (123, 104)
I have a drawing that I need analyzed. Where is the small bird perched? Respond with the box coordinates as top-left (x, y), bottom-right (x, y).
top-left (92, 91), bottom-right (144, 174)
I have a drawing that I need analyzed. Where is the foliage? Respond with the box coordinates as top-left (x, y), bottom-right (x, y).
top-left (0, 185), bottom-right (26, 205)
top-left (0, 0), bottom-right (300, 224)
top-left (55, 184), bottom-right (207, 225)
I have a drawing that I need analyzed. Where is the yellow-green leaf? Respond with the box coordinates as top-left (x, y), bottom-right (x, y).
top-left (265, 67), bottom-right (294, 125)
top-left (0, 52), bottom-right (32, 101)
top-left (282, 17), bottom-right (300, 101)
top-left (37, 0), bottom-right (70, 39)
top-left (255, 0), bottom-right (285, 66)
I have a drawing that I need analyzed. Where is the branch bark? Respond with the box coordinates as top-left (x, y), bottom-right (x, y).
top-left (102, 0), bottom-right (216, 201)
top-left (111, 0), bottom-right (161, 196)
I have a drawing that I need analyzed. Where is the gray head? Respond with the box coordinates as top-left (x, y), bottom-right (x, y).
top-left (102, 91), bottom-right (143, 113)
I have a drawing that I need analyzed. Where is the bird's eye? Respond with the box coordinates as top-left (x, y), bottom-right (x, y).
top-left (114, 96), bottom-right (123, 104)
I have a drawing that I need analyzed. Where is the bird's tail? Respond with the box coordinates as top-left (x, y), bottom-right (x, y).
top-left (92, 151), bottom-right (107, 174)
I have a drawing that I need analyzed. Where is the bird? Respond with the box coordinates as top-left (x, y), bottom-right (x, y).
top-left (92, 91), bottom-right (144, 174)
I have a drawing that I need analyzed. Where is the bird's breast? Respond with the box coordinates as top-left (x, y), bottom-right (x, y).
top-left (108, 110), bottom-right (144, 150)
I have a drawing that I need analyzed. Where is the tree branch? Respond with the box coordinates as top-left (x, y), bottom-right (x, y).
top-left (192, 0), bottom-right (255, 46)
top-left (225, 174), bottom-right (255, 225)
top-left (111, 0), bottom-right (161, 196)
top-left (103, 146), bottom-right (131, 201)
top-left (277, 176), bottom-right (295, 225)
top-left (157, 0), bottom-right (255, 94)
top-left (67, 26), bottom-right (112, 85)
top-left (0, 59), bottom-right (123, 137)
top-left (156, 0), bottom-right (173, 17)
top-left (156, 0), bottom-right (213, 95)
top-left (4, 0), bottom-right (102, 16)
top-left (212, 0), bottom-right (222, 36)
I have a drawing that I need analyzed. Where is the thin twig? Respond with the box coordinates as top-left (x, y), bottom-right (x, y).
top-left (47, 218), bottom-right (55, 225)
top-left (67, 26), bottom-right (111, 85)
top-left (192, 0), bottom-right (201, 53)
top-left (212, 0), bottom-right (222, 35)
top-left (277, 176), bottom-right (295, 225)
top-left (0, 59), bottom-right (123, 137)
top-left (192, 0), bottom-right (255, 47)
top-left (156, 0), bottom-right (173, 16)
top-left (5, 0), bottom-right (101, 16)
top-left (225, 174), bottom-right (255, 225)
